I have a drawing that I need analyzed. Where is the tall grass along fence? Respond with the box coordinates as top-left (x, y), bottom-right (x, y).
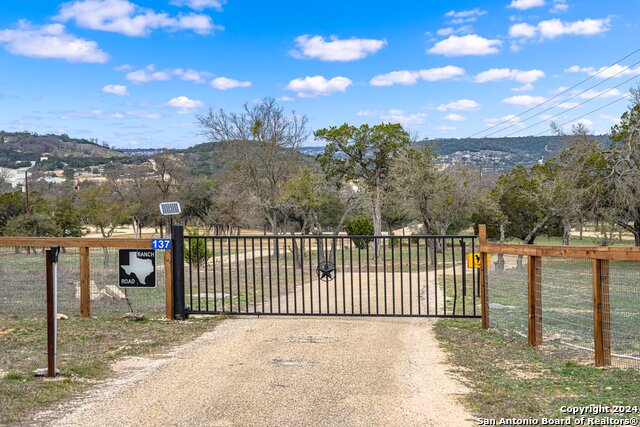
top-left (478, 225), bottom-right (640, 369)
top-left (0, 237), bottom-right (172, 320)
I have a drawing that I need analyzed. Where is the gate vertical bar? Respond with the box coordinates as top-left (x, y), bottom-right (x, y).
top-left (172, 224), bottom-right (186, 319)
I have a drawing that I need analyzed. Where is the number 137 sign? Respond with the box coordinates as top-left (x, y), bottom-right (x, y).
top-left (151, 239), bottom-right (172, 250)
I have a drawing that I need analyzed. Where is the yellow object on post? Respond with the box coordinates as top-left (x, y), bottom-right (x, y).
top-left (467, 252), bottom-right (490, 269)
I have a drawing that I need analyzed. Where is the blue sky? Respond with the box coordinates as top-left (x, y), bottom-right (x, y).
top-left (0, 0), bottom-right (639, 148)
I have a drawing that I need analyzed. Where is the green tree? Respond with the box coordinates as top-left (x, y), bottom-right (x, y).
top-left (315, 123), bottom-right (411, 243)
top-left (54, 197), bottom-right (84, 237)
top-left (3, 213), bottom-right (61, 237)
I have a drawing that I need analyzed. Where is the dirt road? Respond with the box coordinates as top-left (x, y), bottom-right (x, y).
top-left (34, 316), bottom-right (473, 427)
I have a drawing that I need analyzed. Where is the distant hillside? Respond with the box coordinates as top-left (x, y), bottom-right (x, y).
top-left (181, 140), bottom-right (318, 176)
top-left (300, 134), bottom-right (611, 170)
top-left (429, 134), bottom-right (610, 156)
top-left (0, 131), bottom-right (133, 169)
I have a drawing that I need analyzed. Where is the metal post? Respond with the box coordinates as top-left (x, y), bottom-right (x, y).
top-left (46, 246), bottom-right (60, 377)
top-left (172, 224), bottom-right (186, 319)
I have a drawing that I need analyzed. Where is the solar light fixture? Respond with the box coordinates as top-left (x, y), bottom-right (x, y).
top-left (159, 202), bottom-right (181, 216)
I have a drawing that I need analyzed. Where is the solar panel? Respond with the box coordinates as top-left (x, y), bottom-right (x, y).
top-left (159, 202), bottom-right (181, 215)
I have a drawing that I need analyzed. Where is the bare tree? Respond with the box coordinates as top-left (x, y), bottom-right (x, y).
top-left (197, 97), bottom-right (309, 235)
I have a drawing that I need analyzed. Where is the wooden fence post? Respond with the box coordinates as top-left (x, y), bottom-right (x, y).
top-left (165, 249), bottom-right (174, 320)
top-left (592, 259), bottom-right (611, 366)
top-left (80, 246), bottom-right (90, 318)
top-left (528, 255), bottom-right (542, 346)
top-left (479, 224), bottom-right (489, 329)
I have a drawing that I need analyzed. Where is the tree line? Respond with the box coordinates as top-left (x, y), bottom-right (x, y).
top-left (1, 88), bottom-right (639, 249)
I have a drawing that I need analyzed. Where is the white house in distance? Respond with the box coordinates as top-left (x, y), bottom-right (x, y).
top-left (0, 166), bottom-right (31, 189)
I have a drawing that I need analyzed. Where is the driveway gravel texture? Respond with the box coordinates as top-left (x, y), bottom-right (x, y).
top-left (31, 315), bottom-right (473, 427)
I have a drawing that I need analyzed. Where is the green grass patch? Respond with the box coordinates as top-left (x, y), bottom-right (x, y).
top-left (434, 318), bottom-right (640, 421)
top-left (0, 315), bottom-right (221, 425)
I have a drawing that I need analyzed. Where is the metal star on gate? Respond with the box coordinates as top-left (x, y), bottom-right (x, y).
top-left (317, 261), bottom-right (335, 282)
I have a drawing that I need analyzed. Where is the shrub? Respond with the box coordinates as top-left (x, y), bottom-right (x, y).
top-left (184, 228), bottom-right (211, 265)
top-left (344, 215), bottom-right (374, 249)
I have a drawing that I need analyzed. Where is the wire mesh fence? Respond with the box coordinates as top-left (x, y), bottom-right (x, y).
top-left (608, 261), bottom-right (640, 369)
top-left (486, 253), bottom-right (640, 369)
top-left (541, 257), bottom-right (595, 364)
top-left (485, 254), bottom-right (529, 340)
top-left (0, 245), bottom-right (166, 320)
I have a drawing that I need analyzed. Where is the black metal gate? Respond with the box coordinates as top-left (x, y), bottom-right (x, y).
top-left (172, 226), bottom-right (480, 319)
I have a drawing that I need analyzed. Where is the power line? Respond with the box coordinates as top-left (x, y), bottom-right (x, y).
top-left (502, 74), bottom-right (638, 137)
top-left (533, 96), bottom-right (629, 137)
top-left (466, 47), bottom-right (640, 138)
top-left (483, 58), bottom-right (640, 138)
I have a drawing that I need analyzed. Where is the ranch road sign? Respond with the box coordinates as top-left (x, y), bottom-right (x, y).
top-left (118, 249), bottom-right (156, 288)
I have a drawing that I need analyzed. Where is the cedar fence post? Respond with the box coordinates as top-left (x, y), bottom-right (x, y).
top-left (165, 248), bottom-right (174, 320)
top-left (478, 224), bottom-right (489, 329)
top-left (592, 259), bottom-right (611, 366)
top-left (527, 255), bottom-right (542, 346)
top-left (80, 246), bottom-right (90, 318)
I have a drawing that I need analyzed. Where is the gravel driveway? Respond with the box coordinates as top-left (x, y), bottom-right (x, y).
top-left (33, 316), bottom-right (473, 427)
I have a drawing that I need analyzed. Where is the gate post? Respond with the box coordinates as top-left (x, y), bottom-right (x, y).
top-left (478, 224), bottom-right (489, 329)
top-left (172, 224), bottom-right (186, 320)
top-left (592, 259), bottom-right (611, 366)
top-left (528, 255), bottom-right (542, 346)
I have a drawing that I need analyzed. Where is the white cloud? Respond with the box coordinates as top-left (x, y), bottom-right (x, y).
top-left (291, 35), bottom-right (387, 61)
top-left (102, 84), bottom-right (128, 95)
top-left (437, 125), bottom-right (457, 132)
top-left (210, 77), bottom-right (252, 90)
top-left (566, 64), bottom-right (640, 78)
top-left (55, 0), bottom-right (222, 37)
top-left (128, 111), bottom-right (161, 119)
top-left (0, 20), bottom-right (108, 63)
top-left (115, 64), bottom-right (131, 71)
top-left (436, 26), bottom-right (473, 37)
top-left (572, 118), bottom-right (593, 128)
top-left (370, 66), bottom-right (465, 86)
top-left (357, 109), bottom-right (427, 127)
top-left (277, 96), bottom-right (295, 102)
top-left (512, 18), bottom-right (611, 40)
top-left (445, 8), bottom-right (487, 18)
top-left (124, 65), bottom-right (212, 83)
top-left (110, 112), bottom-right (125, 119)
top-left (436, 99), bottom-right (481, 111)
top-left (428, 34), bottom-right (501, 56)
top-left (484, 114), bottom-right (524, 128)
top-left (170, 0), bottom-right (225, 11)
top-left (509, 23), bottom-right (537, 38)
top-left (576, 88), bottom-right (621, 99)
top-left (539, 18), bottom-right (610, 39)
top-left (174, 68), bottom-right (211, 83)
top-left (443, 113), bottom-right (466, 122)
top-left (165, 96), bottom-right (203, 113)
top-left (126, 65), bottom-right (173, 83)
top-left (502, 95), bottom-right (547, 106)
top-left (550, 0), bottom-right (569, 13)
top-left (286, 75), bottom-right (352, 98)
top-left (508, 0), bottom-right (545, 10)
top-left (475, 68), bottom-right (545, 84)
top-left (558, 102), bottom-right (580, 109)
top-left (512, 83), bottom-right (534, 92)
top-left (599, 114), bottom-right (621, 124)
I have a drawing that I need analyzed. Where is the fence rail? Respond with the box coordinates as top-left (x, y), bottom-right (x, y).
top-left (0, 237), bottom-right (172, 319)
top-left (478, 225), bottom-right (640, 368)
